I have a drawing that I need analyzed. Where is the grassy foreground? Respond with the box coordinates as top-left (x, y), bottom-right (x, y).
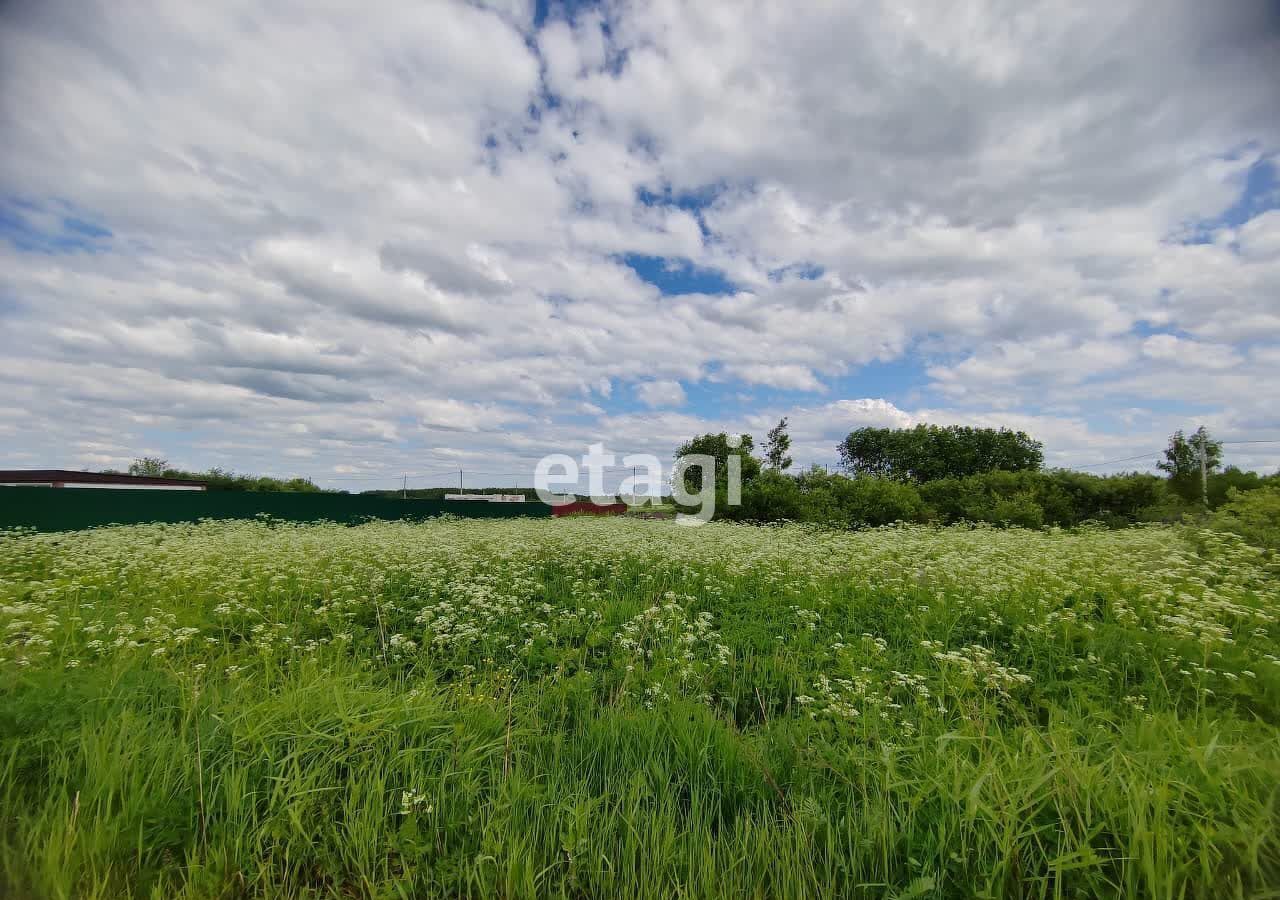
top-left (1, 518), bottom-right (1279, 898)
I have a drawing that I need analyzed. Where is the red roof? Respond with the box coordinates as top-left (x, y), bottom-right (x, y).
top-left (0, 469), bottom-right (208, 488)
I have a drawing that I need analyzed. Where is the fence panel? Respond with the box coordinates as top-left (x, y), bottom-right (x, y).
top-left (0, 487), bottom-right (551, 533)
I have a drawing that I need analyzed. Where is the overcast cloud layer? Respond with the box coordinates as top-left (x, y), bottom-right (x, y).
top-left (2, 0), bottom-right (1278, 489)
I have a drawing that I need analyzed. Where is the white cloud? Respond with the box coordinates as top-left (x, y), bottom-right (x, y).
top-left (0, 0), bottom-right (1277, 481)
top-left (1141, 334), bottom-right (1243, 370)
top-left (636, 380), bottom-right (687, 409)
top-left (722, 364), bottom-right (826, 393)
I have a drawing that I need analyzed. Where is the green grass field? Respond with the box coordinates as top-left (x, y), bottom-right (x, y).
top-left (2, 518), bottom-right (1278, 898)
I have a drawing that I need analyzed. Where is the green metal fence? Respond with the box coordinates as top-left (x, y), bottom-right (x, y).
top-left (0, 487), bottom-right (551, 533)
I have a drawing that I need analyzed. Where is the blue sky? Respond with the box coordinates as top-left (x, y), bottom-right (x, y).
top-left (1, 0), bottom-right (1279, 490)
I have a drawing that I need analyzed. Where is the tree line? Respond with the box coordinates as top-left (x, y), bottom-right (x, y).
top-left (118, 457), bottom-right (329, 493)
top-left (675, 422), bottom-right (1278, 532)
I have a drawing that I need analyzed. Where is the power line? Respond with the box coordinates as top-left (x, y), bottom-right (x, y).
top-left (1064, 450), bottom-right (1164, 469)
top-left (1058, 439), bottom-right (1280, 470)
top-left (323, 472), bottom-right (458, 482)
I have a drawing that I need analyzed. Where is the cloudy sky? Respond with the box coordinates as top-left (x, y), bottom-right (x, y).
top-left (2, 0), bottom-right (1279, 491)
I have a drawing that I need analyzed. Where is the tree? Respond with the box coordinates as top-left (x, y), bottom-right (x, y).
top-left (673, 433), bottom-right (760, 494)
top-left (763, 417), bottom-right (793, 471)
top-left (836, 428), bottom-right (895, 478)
top-left (837, 425), bottom-right (1043, 482)
top-left (1157, 427), bottom-right (1222, 505)
top-left (128, 456), bottom-right (171, 477)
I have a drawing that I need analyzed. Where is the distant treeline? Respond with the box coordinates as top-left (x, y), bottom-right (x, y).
top-left (190, 469), bottom-right (329, 493)
top-left (676, 424), bottom-right (1279, 531)
top-left (727, 466), bottom-right (1277, 529)
top-left (112, 458), bottom-right (332, 493)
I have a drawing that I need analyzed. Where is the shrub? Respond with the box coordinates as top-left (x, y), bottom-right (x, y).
top-left (796, 469), bottom-right (926, 527)
top-left (728, 469), bottom-right (926, 527)
top-left (990, 492), bottom-right (1045, 528)
top-left (726, 471), bottom-right (806, 522)
top-left (1208, 466), bottom-right (1274, 508)
top-left (1211, 484), bottom-right (1280, 549)
top-left (726, 467), bottom-right (1271, 532)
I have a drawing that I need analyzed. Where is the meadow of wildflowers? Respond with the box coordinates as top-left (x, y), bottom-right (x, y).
top-left (1, 517), bottom-right (1278, 898)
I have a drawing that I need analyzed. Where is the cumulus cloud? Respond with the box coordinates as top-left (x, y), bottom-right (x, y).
top-left (636, 380), bottom-right (687, 409)
top-left (722, 364), bottom-right (826, 393)
top-left (0, 0), bottom-right (1278, 483)
top-left (1141, 335), bottom-right (1243, 370)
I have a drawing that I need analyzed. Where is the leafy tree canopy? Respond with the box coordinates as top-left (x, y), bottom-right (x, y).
top-left (128, 456), bottom-right (171, 477)
top-left (837, 424), bottom-right (1043, 482)
top-left (764, 417), bottom-right (793, 471)
top-left (674, 433), bottom-right (761, 494)
top-left (1157, 427), bottom-right (1222, 503)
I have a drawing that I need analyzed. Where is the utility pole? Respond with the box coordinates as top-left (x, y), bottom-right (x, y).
top-left (402, 474), bottom-right (407, 500)
top-left (459, 468), bottom-right (464, 495)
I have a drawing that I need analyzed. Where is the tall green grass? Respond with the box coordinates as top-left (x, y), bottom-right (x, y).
top-left (1, 518), bottom-right (1278, 897)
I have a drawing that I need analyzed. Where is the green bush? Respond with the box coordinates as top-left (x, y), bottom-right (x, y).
top-left (917, 472), bottom-right (1062, 525)
top-left (1208, 466), bottom-right (1274, 508)
top-left (1046, 470), bottom-right (1166, 522)
top-left (797, 469), bottom-right (927, 527)
top-left (728, 469), bottom-right (927, 527)
top-left (726, 466), bottom-right (1274, 533)
top-left (725, 471), bottom-right (807, 522)
top-left (1211, 484), bottom-right (1280, 549)
top-left (920, 470), bottom-right (1176, 528)
top-left (1135, 497), bottom-right (1205, 525)
top-left (990, 491), bottom-right (1045, 528)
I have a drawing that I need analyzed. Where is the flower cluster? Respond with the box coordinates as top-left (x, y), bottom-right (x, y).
top-left (931, 644), bottom-right (1033, 697)
top-left (615, 593), bottom-right (731, 705)
top-left (1, 516), bottom-right (1276, 735)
